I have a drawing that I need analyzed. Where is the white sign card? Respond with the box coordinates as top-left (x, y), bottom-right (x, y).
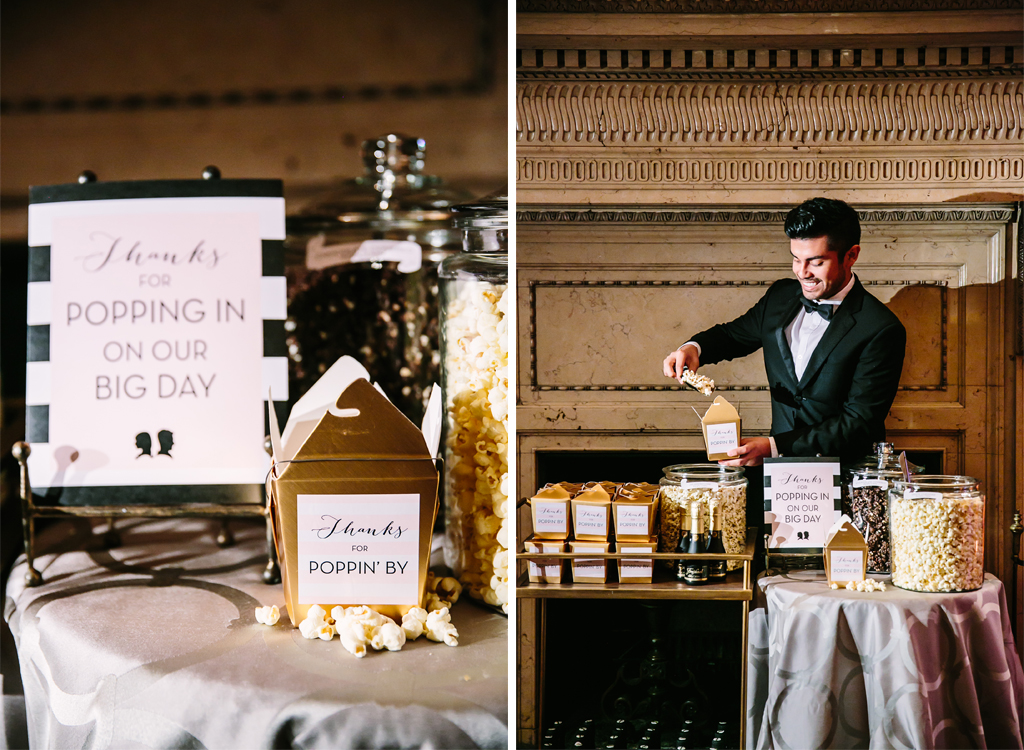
top-left (297, 493), bottom-right (420, 605)
top-left (763, 457), bottom-right (842, 551)
top-left (705, 422), bottom-right (739, 454)
top-left (829, 550), bottom-right (865, 582)
top-left (25, 180), bottom-right (287, 504)
top-left (533, 501), bottom-right (568, 534)
top-left (616, 505), bottom-right (650, 536)
top-left (574, 504), bottom-right (608, 537)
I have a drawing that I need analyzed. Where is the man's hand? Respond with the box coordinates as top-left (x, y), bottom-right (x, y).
top-left (663, 344), bottom-right (700, 381)
top-left (718, 437), bottom-right (772, 467)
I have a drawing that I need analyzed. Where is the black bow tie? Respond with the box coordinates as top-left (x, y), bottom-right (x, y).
top-left (800, 296), bottom-right (836, 321)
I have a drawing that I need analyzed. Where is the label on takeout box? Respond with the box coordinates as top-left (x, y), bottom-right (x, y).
top-left (616, 504), bottom-right (650, 536)
top-left (533, 501), bottom-right (568, 535)
top-left (575, 504), bottom-right (608, 537)
top-left (829, 550), bottom-right (864, 581)
top-left (705, 422), bottom-right (738, 453)
top-left (297, 493), bottom-right (420, 605)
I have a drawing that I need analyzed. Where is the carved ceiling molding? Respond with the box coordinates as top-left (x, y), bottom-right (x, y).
top-left (515, 152), bottom-right (1024, 193)
top-left (519, 47), bottom-right (1023, 75)
top-left (518, 0), bottom-right (1019, 12)
top-left (516, 205), bottom-right (1018, 223)
top-left (516, 79), bottom-right (1023, 145)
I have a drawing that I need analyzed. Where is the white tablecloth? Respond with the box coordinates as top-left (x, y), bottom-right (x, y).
top-left (747, 571), bottom-right (1023, 750)
top-left (4, 518), bottom-right (507, 749)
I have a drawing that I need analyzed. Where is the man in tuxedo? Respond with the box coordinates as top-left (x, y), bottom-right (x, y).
top-left (663, 197), bottom-right (906, 468)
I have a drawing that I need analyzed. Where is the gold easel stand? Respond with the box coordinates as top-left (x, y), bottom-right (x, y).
top-left (12, 441), bottom-right (280, 587)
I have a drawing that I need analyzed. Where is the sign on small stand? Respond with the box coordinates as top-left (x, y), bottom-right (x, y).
top-left (16, 171), bottom-right (287, 586)
top-left (763, 456), bottom-right (842, 569)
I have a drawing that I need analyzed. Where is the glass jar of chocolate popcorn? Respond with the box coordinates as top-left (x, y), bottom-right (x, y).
top-left (284, 133), bottom-right (473, 424)
top-left (659, 465), bottom-right (747, 572)
top-left (439, 191), bottom-right (508, 613)
top-left (889, 476), bottom-right (985, 593)
top-left (847, 442), bottom-right (906, 573)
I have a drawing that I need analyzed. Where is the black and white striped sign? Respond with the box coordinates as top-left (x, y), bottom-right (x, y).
top-left (26, 179), bottom-right (287, 505)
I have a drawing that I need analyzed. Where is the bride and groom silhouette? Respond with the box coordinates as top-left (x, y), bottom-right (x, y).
top-left (135, 430), bottom-right (174, 458)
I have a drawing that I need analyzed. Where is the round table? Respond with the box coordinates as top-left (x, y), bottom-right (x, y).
top-left (4, 518), bottom-right (507, 749)
top-left (746, 571), bottom-right (1023, 750)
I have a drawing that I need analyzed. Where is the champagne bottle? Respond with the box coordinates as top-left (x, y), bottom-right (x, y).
top-left (707, 501), bottom-right (727, 581)
top-left (674, 502), bottom-right (692, 581)
top-left (684, 502), bottom-right (708, 585)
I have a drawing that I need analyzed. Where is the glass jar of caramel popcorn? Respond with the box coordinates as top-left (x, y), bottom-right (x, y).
top-left (888, 476), bottom-right (985, 592)
top-left (846, 442), bottom-right (908, 574)
top-left (659, 465), bottom-right (747, 571)
top-left (439, 191), bottom-right (509, 613)
top-left (284, 133), bottom-right (473, 424)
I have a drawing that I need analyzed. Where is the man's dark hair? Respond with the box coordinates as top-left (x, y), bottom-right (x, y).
top-left (784, 198), bottom-right (861, 258)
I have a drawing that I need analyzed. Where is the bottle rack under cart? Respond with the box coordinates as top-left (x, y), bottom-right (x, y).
top-left (517, 529), bottom-right (757, 749)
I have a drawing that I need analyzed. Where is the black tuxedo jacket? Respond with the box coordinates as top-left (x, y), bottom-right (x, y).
top-left (691, 277), bottom-right (906, 465)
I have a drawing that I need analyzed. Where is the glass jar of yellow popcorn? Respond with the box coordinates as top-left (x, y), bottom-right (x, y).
top-left (659, 465), bottom-right (747, 571)
top-left (439, 191), bottom-right (509, 613)
top-left (888, 476), bottom-right (985, 592)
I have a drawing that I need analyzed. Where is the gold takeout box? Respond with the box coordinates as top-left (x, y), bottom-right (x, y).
top-left (530, 485), bottom-right (572, 540)
top-left (524, 536), bottom-right (565, 584)
top-left (616, 537), bottom-right (657, 583)
top-left (824, 515), bottom-right (868, 586)
top-left (612, 484), bottom-right (660, 542)
top-left (268, 359), bottom-right (439, 627)
top-left (570, 485), bottom-right (612, 541)
top-left (569, 540), bottom-right (610, 583)
top-left (698, 395), bottom-right (742, 461)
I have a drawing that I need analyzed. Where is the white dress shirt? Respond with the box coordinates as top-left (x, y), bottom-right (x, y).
top-left (679, 273), bottom-right (857, 458)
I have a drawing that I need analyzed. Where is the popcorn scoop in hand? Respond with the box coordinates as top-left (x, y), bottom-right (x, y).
top-left (680, 367), bottom-right (715, 396)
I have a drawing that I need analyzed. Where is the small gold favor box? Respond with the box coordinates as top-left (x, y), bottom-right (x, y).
top-left (569, 540), bottom-right (610, 583)
top-left (824, 516), bottom-right (869, 586)
top-left (570, 485), bottom-right (612, 541)
top-left (524, 536), bottom-right (565, 583)
top-left (616, 537), bottom-right (657, 583)
top-left (269, 372), bottom-right (439, 627)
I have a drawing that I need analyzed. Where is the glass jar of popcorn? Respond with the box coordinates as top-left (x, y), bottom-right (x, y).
top-left (659, 465), bottom-right (747, 571)
top-left (889, 476), bottom-right (985, 593)
top-left (439, 191), bottom-right (509, 613)
top-left (847, 442), bottom-right (906, 573)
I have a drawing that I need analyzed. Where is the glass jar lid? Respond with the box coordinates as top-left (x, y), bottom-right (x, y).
top-left (287, 133), bottom-right (473, 234)
top-left (449, 188), bottom-right (508, 255)
top-left (661, 464), bottom-right (745, 485)
top-left (851, 442), bottom-right (923, 480)
top-left (892, 475), bottom-right (981, 493)
top-left (451, 191), bottom-right (508, 231)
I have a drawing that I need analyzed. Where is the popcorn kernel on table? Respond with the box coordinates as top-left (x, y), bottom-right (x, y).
top-left (255, 605), bottom-right (280, 626)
